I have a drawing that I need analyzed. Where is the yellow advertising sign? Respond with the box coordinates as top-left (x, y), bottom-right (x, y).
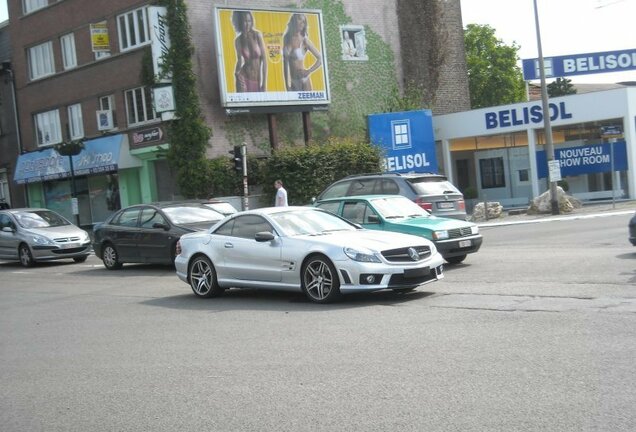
top-left (90, 22), bottom-right (110, 52)
top-left (214, 7), bottom-right (330, 108)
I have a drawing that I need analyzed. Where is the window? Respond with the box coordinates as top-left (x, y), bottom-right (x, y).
top-left (95, 50), bottom-right (111, 61)
top-left (117, 7), bottom-right (149, 51)
top-left (34, 109), bottom-right (62, 146)
top-left (113, 208), bottom-right (140, 227)
top-left (140, 208), bottom-right (166, 229)
top-left (231, 215), bottom-right (273, 239)
top-left (28, 41), bottom-right (55, 80)
top-left (99, 95), bottom-right (114, 111)
top-left (518, 169), bottom-right (529, 183)
top-left (67, 104), bottom-right (84, 140)
top-left (22, 0), bottom-right (47, 14)
top-left (125, 86), bottom-right (157, 125)
top-left (60, 33), bottom-right (77, 70)
top-left (479, 157), bottom-right (505, 189)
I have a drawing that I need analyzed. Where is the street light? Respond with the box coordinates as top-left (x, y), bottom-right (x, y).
top-left (532, 0), bottom-right (560, 215)
top-left (55, 139), bottom-right (85, 226)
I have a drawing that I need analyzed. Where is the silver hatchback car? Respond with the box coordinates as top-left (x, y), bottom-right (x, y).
top-left (0, 208), bottom-right (92, 267)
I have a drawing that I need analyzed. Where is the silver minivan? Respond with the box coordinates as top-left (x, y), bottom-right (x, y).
top-left (0, 208), bottom-right (92, 267)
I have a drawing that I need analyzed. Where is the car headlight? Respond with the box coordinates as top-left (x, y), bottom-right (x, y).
top-left (433, 230), bottom-right (449, 240)
top-left (31, 234), bottom-right (55, 246)
top-left (80, 231), bottom-right (91, 243)
top-left (471, 226), bottom-right (479, 235)
top-left (344, 247), bottom-right (381, 263)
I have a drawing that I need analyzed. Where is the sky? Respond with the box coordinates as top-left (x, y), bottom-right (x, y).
top-left (0, 0), bottom-right (633, 84)
top-left (460, 0), bottom-right (636, 84)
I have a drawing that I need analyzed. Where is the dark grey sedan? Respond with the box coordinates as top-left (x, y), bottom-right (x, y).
top-left (629, 212), bottom-right (636, 246)
top-left (92, 202), bottom-right (224, 269)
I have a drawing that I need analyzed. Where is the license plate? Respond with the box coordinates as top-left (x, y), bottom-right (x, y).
top-left (62, 243), bottom-right (79, 249)
top-left (458, 239), bottom-right (471, 248)
top-left (437, 202), bottom-right (454, 209)
top-left (404, 267), bottom-right (429, 278)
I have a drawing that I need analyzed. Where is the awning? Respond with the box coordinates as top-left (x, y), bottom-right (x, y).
top-left (13, 134), bottom-right (142, 184)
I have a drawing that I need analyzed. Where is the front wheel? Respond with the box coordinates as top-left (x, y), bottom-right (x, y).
top-left (102, 244), bottom-right (123, 270)
top-left (445, 254), bottom-right (467, 264)
top-left (19, 243), bottom-right (35, 268)
top-left (301, 255), bottom-right (341, 303)
top-left (188, 255), bottom-right (223, 298)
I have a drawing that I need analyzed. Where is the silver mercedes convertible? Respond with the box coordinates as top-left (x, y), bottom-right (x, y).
top-left (175, 206), bottom-right (444, 303)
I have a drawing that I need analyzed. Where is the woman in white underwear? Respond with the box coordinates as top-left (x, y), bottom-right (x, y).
top-left (282, 13), bottom-right (322, 91)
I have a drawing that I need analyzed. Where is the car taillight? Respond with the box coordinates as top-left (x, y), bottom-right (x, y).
top-left (415, 198), bottom-right (433, 211)
top-left (458, 199), bottom-right (465, 211)
top-left (175, 241), bottom-right (182, 255)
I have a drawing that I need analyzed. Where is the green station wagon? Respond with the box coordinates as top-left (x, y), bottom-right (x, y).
top-left (315, 195), bottom-right (483, 264)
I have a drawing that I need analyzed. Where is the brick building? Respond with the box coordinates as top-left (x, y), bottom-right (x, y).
top-left (4, 0), bottom-right (469, 225)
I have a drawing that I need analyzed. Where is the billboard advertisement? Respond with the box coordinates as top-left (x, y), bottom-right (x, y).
top-left (368, 110), bottom-right (438, 174)
top-left (214, 6), bottom-right (330, 110)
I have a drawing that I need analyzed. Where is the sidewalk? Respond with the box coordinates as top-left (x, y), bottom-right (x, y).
top-left (476, 199), bottom-right (636, 227)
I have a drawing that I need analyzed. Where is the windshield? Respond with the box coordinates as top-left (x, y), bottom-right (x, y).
top-left (15, 210), bottom-right (70, 228)
top-left (163, 206), bottom-right (224, 224)
top-left (370, 197), bottom-right (430, 219)
top-left (409, 178), bottom-right (461, 195)
top-left (271, 209), bottom-right (357, 236)
top-left (205, 202), bottom-right (237, 215)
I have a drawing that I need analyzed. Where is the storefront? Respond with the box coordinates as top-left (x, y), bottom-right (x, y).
top-left (433, 87), bottom-right (636, 207)
top-left (13, 134), bottom-right (143, 227)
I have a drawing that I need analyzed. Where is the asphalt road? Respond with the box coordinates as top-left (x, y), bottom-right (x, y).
top-left (1, 212), bottom-right (635, 432)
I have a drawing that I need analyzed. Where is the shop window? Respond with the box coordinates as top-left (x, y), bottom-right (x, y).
top-left (479, 157), bottom-right (505, 189)
top-left (34, 109), bottom-right (62, 146)
top-left (518, 169), bottom-right (529, 182)
top-left (117, 7), bottom-right (149, 52)
top-left (67, 103), bottom-right (84, 140)
top-left (125, 86), bottom-right (157, 126)
top-left (60, 33), bottom-right (77, 70)
top-left (28, 41), bottom-right (55, 80)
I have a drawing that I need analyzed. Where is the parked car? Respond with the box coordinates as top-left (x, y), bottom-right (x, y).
top-left (315, 195), bottom-right (482, 264)
top-left (92, 202), bottom-right (225, 270)
top-left (175, 206), bottom-right (445, 303)
top-left (629, 212), bottom-right (636, 246)
top-left (313, 172), bottom-right (467, 220)
top-left (0, 208), bottom-right (92, 267)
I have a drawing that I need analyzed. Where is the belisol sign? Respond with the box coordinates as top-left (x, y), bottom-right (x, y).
top-left (522, 48), bottom-right (636, 80)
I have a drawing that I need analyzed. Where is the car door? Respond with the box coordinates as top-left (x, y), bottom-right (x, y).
top-left (108, 207), bottom-right (141, 261)
top-left (219, 215), bottom-right (282, 282)
top-left (136, 207), bottom-right (175, 263)
top-left (0, 213), bottom-right (19, 259)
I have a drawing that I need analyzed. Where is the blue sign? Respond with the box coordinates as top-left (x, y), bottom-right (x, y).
top-left (367, 110), bottom-right (438, 173)
top-left (14, 135), bottom-right (123, 184)
top-left (522, 48), bottom-right (636, 80)
top-left (536, 142), bottom-right (628, 178)
top-left (485, 101), bottom-right (572, 130)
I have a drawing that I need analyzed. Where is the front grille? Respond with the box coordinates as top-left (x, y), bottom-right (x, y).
top-left (52, 246), bottom-right (89, 255)
top-left (447, 227), bottom-right (472, 238)
top-left (53, 236), bottom-right (82, 244)
top-left (388, 270), bottom-right (436, 286)
top-left (381, 245), bottom-right (431, 262)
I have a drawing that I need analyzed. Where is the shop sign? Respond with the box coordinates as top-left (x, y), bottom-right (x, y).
top-left (131, 127), bottom-right (164, 145)
top-left (536, 142), bottom-right (628, 178)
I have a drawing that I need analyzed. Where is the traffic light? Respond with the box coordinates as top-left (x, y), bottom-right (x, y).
top-left (229, 145), bottom-right (243, 172)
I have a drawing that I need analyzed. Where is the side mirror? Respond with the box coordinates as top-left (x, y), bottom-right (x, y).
top-left (255, 231), bottom-right (275, 242)
top-left (367, 214), bottom-right (380, 224)
top-left (1, 226), bottom-right (15, 233)
top-left (153, 222), bottom-right (170, 230)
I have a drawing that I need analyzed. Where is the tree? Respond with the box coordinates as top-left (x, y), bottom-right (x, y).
top-left (464, 24), bottom-right (526, 109)
top-left (547, 77), bottom-right (577, 97)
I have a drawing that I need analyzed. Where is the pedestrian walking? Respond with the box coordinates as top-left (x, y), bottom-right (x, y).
top-left (274, 180), bottom-right (288, 207)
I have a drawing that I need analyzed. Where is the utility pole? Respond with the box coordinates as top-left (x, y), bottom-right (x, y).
top-left (533, 0), bottom-right (560, 215)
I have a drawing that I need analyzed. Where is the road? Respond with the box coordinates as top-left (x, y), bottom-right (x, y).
top-left (1, 213), bottom-right (635, 431)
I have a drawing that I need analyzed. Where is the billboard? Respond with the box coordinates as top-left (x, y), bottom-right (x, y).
top-left (368, 110), bottom-right (438, 174)
top-left (214, 6), bottom-right (330, 110)
top-left (522, 48), bottom-right (636, 80)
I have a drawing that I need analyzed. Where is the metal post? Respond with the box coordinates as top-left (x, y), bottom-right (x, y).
top-left (533, 0), bottom-right (559, 215)
top-left (610, 138), bottom-right (616, 209)
top-left (241, 143), bottom-right (249, 211)
top-left (68, 154), bottom-right (80, 226)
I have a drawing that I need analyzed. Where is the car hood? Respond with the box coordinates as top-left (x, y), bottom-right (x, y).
top-left (24, 225), bottom-right (88, 239)
top-left (299, 229), bottom-right (433, 250)
top-left (386, 215), bottom-right (474, 230)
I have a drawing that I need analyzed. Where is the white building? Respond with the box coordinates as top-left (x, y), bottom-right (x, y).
top-left (433, 87), bottom-right (636, 207)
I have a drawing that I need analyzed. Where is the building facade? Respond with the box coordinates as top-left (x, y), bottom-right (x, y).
top-left (6, 0), bottom-right (469, 225)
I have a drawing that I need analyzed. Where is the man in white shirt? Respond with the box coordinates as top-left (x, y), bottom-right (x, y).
top-left (274, 180), bottom-right (288, 207)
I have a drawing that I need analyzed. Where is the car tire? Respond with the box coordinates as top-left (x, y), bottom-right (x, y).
top-left (73, 256), bottom-right (88, 263)
top-left (102, 243), bottom-right (123, 270)
top-left (301, 254), bottom-right (341, 303)
top-left (18, 243), bottom-right (35, 268)
top-left (188, 255), bottom-right (223, 298)
top-left (445, 254), bottom-right (467, 264)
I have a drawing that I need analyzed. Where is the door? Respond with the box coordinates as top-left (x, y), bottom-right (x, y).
top-left (136, 207), bottom-right (175, 263)
top-left (0, 214), bottom-right (19, 259)
top-left (108, 207), bottom-right (141, 261)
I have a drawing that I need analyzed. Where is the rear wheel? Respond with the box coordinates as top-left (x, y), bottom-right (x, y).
top-left (188, 255), bottom-right (223, 298)
top-left (301, 255), bottom-right (341, 303)
top-left (18, 243), bottom-right (35, 268)
top-left (102, 244), bottom-right (123, 270)
top-left (445, 254), bottom-right (467, 264)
